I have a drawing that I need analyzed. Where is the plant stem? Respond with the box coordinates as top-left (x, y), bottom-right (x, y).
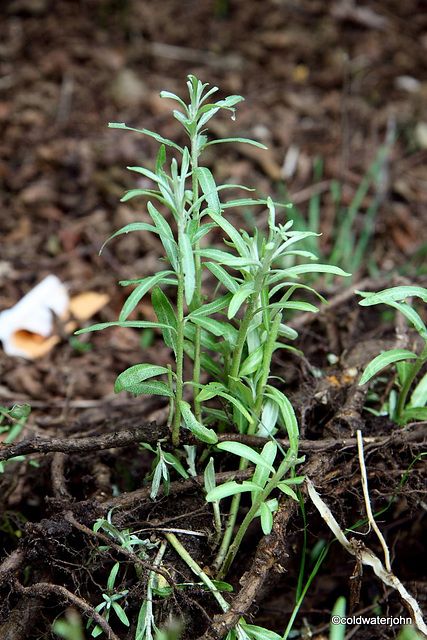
top-left (143, 540), bottom-right (167, 636)
top-left (228, 296), bottom-right (257, 392)
top-left (165, 532), bottom-right (229, 613)
top-left (218, 451), bottom-right (299, 579)
top-left (172, 271), bottom-right (185, 447)
top-left (213, 298), bottom-right (262, 569)
top-left (190, 136), bottom-right (203, 423)
top-left (252, 311), bottom-right (282, 431)
top-left (212, 456), bottom-right (248, 573)
top-left (395, 343), bottom-right (427, 423)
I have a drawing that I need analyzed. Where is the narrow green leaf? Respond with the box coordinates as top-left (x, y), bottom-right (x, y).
top-left (192, 223), bottom-right (216, 243)
top-left (277, 324), bottom-right (299, 340)
top-left (196, 167), bottom-right (221, 213)
top-left (283, 264), bottom-right (351, 278)
top-left (409, 372), bottom-right (427, 408)
top-left (179, 232), bottom-right (196, 306)
top-left (189, 316), bottom-right (238, 345)
top-left (258, 399), bottom-right (279, 437)
top-left (207, 209), bottom-right (248, 257)
top-left (107, 562), bottom-right (120, 590)
top-left (188, 293), bottom-right (232, 318)
top-left (359, 349), bottom-right (418, 386)
top-left (184, 341), bottom-right (224, 379)
top-left (271, 300), bottom-right (319, 313)
top-left (260, 502), bottom-right (274, 535)
top-left (127, 166), bottom-right (169, 189)
top-left (100, 223), bottom-right (158, 254)
top-left (159, 90), bottom-right (188, 110)
top-left (108, 122), bottom-right (184, 153)
top-left (228, 283), bottom-right (254, 318)
top-left (184, 322), bottom-right (230, 355)
top-left (119, 271), bottom-right (174, 321)
top-left (239, 346), bottom-right (264, 377)
top-left (111, 602), bottom-right (130, 626)
top-left (75, 320), bottom-right (176, 334)
top-left (204, 458), bottom-right (216, 493)
top-left (386, 301), bottom-right (427, 340)
top-left (277, 482), bottom-right (299, 501)
top-left (216, 441), bottom-right (275, 472)
top-left (179, 401), bottom-right (218, 444)
top-left (147, 202), bottom-right (178, 270)
top-left (120, 189), bottom-right (164, 204)
top-left (402, 406), bottom-right (427, 421)
top-left (117, 380), bottom-right (174, 397)
top-left (152, 286), bottom-right (178, 353)
top-left (358, 286), bottom-right (427, 307)
top-left (204, 137), bottom-right (268, 149)
top-left (9, 404), bottom-right (31, 419)
top-left (196, 383), bottom-right (254, 423)
top-left (265, 386), bottom-right (299, 452)
top-left (155, 144), bottom-right (167, 173)
top-left (252, 441), bottom-right (277, 490)
top-left (197, 248), bottom-right (261, 268)
top-left (206, 481), bottom-right (263, 502)
top-left (238, 622), bottom-right (282, 640)
top-left (222, 198), bottom-right (285, 210)
top-left (115, 364), bottom-right (171, 395)
top-left (205, 262), bottom-right (239, 294)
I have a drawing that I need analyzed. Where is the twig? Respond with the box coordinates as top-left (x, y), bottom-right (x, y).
top-left (51, 452), bottom-right (72, 499)
top-left (357, 429), bottom-right (391, 571)
top-left (0, 422), bottom-right (167, 461)
top-left (13, 579), bottom-right (121, 640)
top-left (306, 477), bottom-right (427, 635)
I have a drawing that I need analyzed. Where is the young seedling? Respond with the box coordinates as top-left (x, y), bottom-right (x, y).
top-left (358, 286), bottom-right (427, 424)
top-left (77, 74), bottom-right (348, 450)
top-left (0, 403), bottom-right (32, 472)
top-left (75, 75), bottom-right (350, 638)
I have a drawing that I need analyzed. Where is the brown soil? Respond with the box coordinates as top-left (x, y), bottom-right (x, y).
top-left (0, 1), bottom-right (426, 639)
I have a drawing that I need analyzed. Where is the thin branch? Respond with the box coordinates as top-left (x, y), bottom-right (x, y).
top-left (0, 422), bottom-right (167, 461)
top-left (357, 429), bottom-right (391, 571)
top-left (306, 477), bottom-right (427, 635)
top-left (13, 579), bottom-right (121, 640)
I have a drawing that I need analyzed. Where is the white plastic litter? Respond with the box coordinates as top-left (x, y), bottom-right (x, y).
top-left (0, 275), bottom-right (69, 358)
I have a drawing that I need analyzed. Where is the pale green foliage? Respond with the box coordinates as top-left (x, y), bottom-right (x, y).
top-left (74, 75), bottom-right (351, 639)
top-left (0, 403), bottom-right (32, 472)
top-left (358, 286), bottom-right (427, 424)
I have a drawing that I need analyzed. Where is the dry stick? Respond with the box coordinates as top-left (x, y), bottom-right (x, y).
top-left (13, 579), bottom-right (121, 640)
top-left (356, 429), bottom-right (391, 572)
top-left (51, 451), bottom-right (72, 499)
top-left (96, 426), bottom-right (425, 511)
top-left (0, 422), bottom-right (167, 461)
top-left (306, 477), bottom-right (427, 635)
top-left (1, 420), bottom-right (425, 464)
top-left (217, 424), bottom-right (427, 453)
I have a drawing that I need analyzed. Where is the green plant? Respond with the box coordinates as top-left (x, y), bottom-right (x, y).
top-left (76, 75), bottom-right (349, 638)
top-left (53, 609), bottom-right (85, 640)
top-left (87, 561), bottom-right (130, 638)
top-left (139, 441), bottom-right (189, 500)
top-left (358, 286), bottom-right (427, 424)
top-left (77, 74), bottom-right (347, 448)
top-left (0, 403), bottom-right (32, 472)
